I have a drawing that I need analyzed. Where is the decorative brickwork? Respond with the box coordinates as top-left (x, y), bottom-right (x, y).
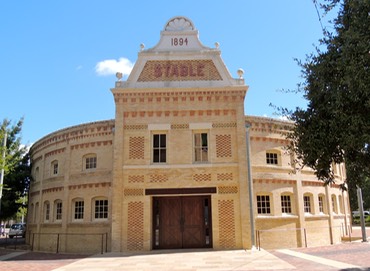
top-left (45, 148), bottom-right (65, 158)
top-left (129, 136), bottom-right (145, 160)
top-left (70, 140), bottom-right (112, 150)
top-left (193, 173), bottom-right (211, 182)
top-left (171, 123), bottom-right (189, 130)
top-left (128, 175), bottom-right (145, 183)
top-left (137, 60), bottom-right (222, 82)
top-left (218, 200), bottom-right (236, 248)
top-left (218, 186), bottom-right (238, 194)
top-left (212, 122), bottom-right (237, 129)
top-left (215, 134), bottom-right (232, 158)
top-left (68, 182), bottom-right (111, 190)
top-left (42, 187), bottom-right (64, 194)
top-left (149, 174), bottom-right (168, 183)
top-left (127, 201), bottom-right (144, 251)
top-left (123, 124), bottom-right (148, 130)
top-left (124, 188), bottom-right (144, 196)
top-left (216, 173), bottom-right (233, 181)
top-left (121, 110), bottom-right (237, 119)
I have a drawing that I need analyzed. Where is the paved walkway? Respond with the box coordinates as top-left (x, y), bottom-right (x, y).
top-left (0, 227), bottom-right (369, 271)
top-left (1, 241), bottom-right (369, 271)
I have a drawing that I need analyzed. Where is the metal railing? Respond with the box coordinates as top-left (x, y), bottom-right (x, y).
top-left (256, 225), bottom-right (345, 250)
top-left (30, 232), bottom-right (108, 254)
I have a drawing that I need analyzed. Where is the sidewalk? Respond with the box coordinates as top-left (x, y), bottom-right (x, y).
top-left (0, 227), bottom-right (369, 271)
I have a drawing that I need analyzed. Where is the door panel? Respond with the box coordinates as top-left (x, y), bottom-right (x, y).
top-left (182, 196), bottom-right (204, 248)
top-left (153, 196), bottom-right (212, 249)
top-left (159, 197), bottom-right (182, 248)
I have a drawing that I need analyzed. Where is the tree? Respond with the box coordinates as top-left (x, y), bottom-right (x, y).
top-left (287, 0), bottom-right (370, 198)
top-left (0, 119), bottom-right (31, 221)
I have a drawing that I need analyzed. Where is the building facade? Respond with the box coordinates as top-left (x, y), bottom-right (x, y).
top-left (27, 17), bottom-right (351, 253)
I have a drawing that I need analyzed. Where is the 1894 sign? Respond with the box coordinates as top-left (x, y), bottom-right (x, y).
top-left (171, 38), bottom-right (188, 46)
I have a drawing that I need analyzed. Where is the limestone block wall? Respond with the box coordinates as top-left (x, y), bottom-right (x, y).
top-left (247, 116), bottom-right (351, 249)
top-left (28, 120), bottom-right (114, 253)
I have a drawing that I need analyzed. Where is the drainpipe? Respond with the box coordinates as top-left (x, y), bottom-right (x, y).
top-left (0, 131), bottom-right (7, 220)
top-left (245, 123), bottom-right (256, 249)
top-left (356, 185), bottom-right (368, 242)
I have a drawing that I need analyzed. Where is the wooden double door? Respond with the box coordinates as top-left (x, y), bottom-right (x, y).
top-left (153, 195), bottom-right (212, 249)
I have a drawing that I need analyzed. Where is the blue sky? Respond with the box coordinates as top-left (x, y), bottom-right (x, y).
top-left (0, 1), bottom-right (335, 145)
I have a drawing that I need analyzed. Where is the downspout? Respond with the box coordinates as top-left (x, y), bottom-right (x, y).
top-left (245, 123), bottom-right (256, 249)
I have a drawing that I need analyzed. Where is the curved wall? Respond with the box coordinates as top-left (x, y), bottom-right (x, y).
top-left (27, 116), bottom-right (350, 252)
top-left (28, 120), bottom-right (114, 253)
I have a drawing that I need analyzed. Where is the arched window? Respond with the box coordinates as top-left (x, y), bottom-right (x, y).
top-left (72, 198), bottom-right (84, 221)
top-left (44, 201), bottom-right (50, 222)
top-left (34, 166), bottom-right (39, 182)
top-left (51, 160), bottom-right (58, 176)
top-left (331, 194), bottom-right (338, 213)
top-left (54, 200), bottom-right (63, 221)
top-left (318, 194), bottom-right (326, 214)
top-left (34, 202), bottom-right (39, 223)
top-left (303, 193), bottom-right (313, 214)
top-left (338, 195), bottom-right (344, 214)
top-left (29, 203), bottom-right (34, 223)
top-left (83, 154), bottom-right (97, 171)
top-left (281, 193), bottom-right (293, 214)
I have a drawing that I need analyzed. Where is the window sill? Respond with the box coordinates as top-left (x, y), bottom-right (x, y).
top-left (256, 215), bottom-right (299, 219)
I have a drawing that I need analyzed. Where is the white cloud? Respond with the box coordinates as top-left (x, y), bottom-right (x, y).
top-left (95, 57), bottom-right (134, 77)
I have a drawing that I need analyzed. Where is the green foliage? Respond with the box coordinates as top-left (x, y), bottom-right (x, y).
top-left (287, 0), bottom-right (370, 187)
top-left (0, 118), bottom-right (31, 220)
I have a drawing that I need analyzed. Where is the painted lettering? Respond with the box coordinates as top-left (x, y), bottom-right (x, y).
top-left (197, 63), bottom-right (205, 76)
top-left (153, 62), bottom-right (207, 78)
top-left (154, 64), bottom-right (162, 77)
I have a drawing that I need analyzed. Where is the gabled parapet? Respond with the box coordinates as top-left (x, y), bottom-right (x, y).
top-left (114, 16), bottom-right (245, 90)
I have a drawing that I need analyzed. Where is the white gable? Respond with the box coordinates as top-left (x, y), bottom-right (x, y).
top-left (115, 16), bottom-right (245, 89)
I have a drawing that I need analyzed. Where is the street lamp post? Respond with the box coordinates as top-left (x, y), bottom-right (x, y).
top-left (0, 131), bottom-right (7, 220)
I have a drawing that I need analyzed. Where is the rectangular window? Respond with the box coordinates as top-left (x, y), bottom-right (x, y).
top-left (266, 152), bottom-right (278, 165)
top-left (74, 201), bottom-right (84, 220)
top-left (86, 156), bottom-right (97, 169)
top-left (257, 195), bottom-right (270, 214)
top-left (95, 200), bottom-right (108, 219)
top-left (56, 202), bottom-right (62, 220)
top-left (281, 195), bottom-right (292, 214)
top-left (318, 196), bottom-right (324, 213)
top-left (153, 134), bottom-right (166, 163)
top-left (304, 196), bottom-right (311, 213)
top-left (53, 163), bottom-right (58, 175)
top-left (45, 203), bottom-right (50, 221)
top-left (194, 133), bottom-right (208, 162)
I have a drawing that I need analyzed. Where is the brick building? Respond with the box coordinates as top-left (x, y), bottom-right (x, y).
top-left (27, 16), bottom-right (351, 253)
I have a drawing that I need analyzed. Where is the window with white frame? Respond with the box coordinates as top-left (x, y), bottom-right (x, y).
top-left (338, 195), bottom-right (344, 213)
top-left (55, 200), bottom-right (62, 221)
top-left (304, 195), bottom-right (312, 213)
top-left (266, 152), bottom-right (278, 165)
top-left (257, 195), bottom-right (271, 214)
top-left (74, 200), bottom-right (84, 220)
top-left (281, 194), bottom-right (292, 214)
top-left (152, 134), bottom-right (166, 163)
top-left (194, 132), bottom-right (208, 162)
top-left (51, 160), bottom-right (58, 176)
top-left (84, 154), bottom-right (97, 170)
top-left (331, 195), bottom-right (337, 213)
top-left (44, 201), bottom-right (50, 222)
top-left (318, 195), bottom-right (325, 213)
top-left (94, 199), bottom-right (108, 219)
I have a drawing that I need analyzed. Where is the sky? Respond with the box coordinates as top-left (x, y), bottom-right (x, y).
top-left (0, 1), bottom-right (336, 146)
